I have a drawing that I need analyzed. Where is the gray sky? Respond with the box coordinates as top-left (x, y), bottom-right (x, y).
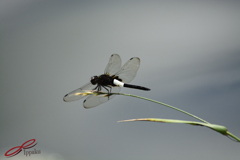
top-left (1, 0), bottom-right (240, 159)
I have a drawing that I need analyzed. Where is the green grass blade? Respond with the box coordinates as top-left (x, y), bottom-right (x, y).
top-left (119, 118), bottom-right (228, 135)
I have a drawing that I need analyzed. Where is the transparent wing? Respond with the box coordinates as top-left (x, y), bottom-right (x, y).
top-left (104, 54), bottom-right (122, 76)
top-left (83, 86), bottom-right (121, 109)
top-left (114, 57), bottom-right (140, 83)
top-left (63, 82), bottom-right (96, 102)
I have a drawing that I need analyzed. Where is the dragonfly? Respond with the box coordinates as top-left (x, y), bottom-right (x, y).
top-left (63, 54), bottom-right (150, 108)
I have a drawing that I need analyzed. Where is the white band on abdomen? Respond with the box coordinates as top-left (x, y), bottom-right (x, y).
top-left (113, 79), bottom-right (124, 87)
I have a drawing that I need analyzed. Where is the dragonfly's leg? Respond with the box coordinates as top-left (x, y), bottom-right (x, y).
top-left (93, 85), bottom-right (101, 93)
top-left (102, 86), bottom-right (111, 99)
top-left (102, 85), bottom-right (109, 93)
top-left (93, 85), bottom-right (98, 90)
top-left (98, 85), bottom-right (101, 91)
top-left (106, 86), bottom-right (113, 100)
top-left (107, 86), bottom-right (113, 92)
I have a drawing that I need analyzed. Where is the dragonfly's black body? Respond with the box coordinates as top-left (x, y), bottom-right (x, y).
top-left (63, 54), bottom-right (150, 108)
top-left (90, 74), bottom-right (121, 94)
top-left (91, 74), bottom-right (150, 93)
top-left (91, 74), bottom-right (120, 88)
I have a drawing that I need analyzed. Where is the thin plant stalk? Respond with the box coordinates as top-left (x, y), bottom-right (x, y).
top-left (115, 93), bottom-right (209, 124)
top-left (90, 91), bottom-right (240, 142)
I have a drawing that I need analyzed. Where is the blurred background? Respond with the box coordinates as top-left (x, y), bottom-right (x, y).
top-left (1, 0), bottom-right (240, 159)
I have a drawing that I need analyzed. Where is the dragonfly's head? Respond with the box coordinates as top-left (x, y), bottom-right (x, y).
top-left (90, 76), bottom-right (98, 85)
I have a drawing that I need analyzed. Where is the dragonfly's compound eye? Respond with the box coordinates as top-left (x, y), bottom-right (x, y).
top-left (90, 76), bottom-right (98, 85)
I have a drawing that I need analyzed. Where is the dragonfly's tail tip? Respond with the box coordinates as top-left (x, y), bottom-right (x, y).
top-left (144, 88), bottom-right (151, 91)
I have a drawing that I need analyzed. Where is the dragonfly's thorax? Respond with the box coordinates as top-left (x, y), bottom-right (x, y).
top-left (90, 74), bottom-right (115, 86)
